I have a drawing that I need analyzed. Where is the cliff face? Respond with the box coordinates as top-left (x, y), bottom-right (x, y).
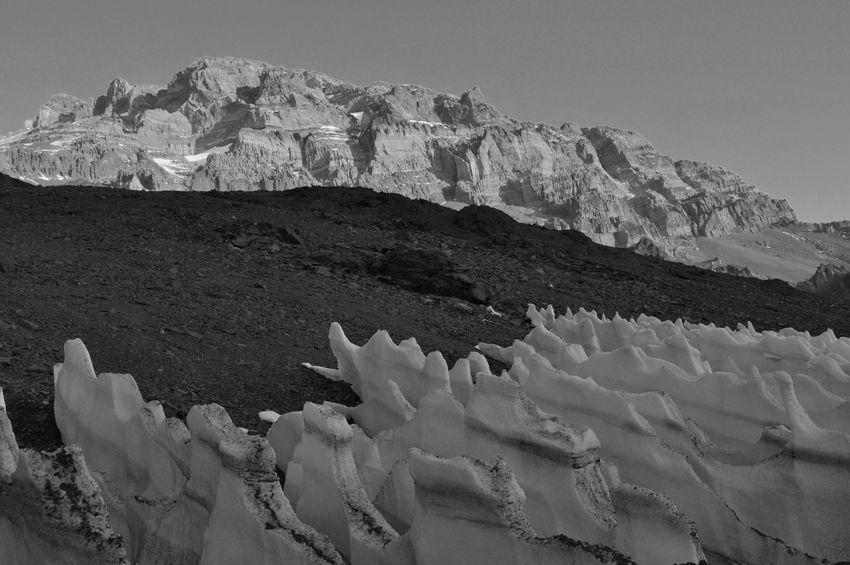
top-left (0, 56), bottom-right (797, 246)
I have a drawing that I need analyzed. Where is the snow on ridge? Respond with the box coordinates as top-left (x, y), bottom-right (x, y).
top-left (0, 129), bottom-right (33, 146)
top-left (151, 157), bottom-right (192, 176)
top-left (184, 143), bottom-right (233, 163)
top-left (184, 153), bottom-right (209, 163)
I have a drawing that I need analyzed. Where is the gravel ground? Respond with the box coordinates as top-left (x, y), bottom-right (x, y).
top-left (2, 175), bottom-right (848, 451)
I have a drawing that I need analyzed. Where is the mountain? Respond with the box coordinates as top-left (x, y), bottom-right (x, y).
top-left (0, 56), bottom-right (797, 250)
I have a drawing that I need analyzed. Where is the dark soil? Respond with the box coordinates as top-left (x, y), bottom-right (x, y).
top-left (2, 173), bottom-right (848, 452)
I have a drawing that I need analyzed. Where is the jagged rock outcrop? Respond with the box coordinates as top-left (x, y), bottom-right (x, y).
top-left (631, 237), bottom-right (678, 261)
top-left (696, 258), bottom-right (766, 279)
top-left (32, 93), bottom-right (95, 128)
top-left (0, 56), bottom-right (797, 247)
top-left (681, 189), bottom-right (796, 238)
top-left (93, 79), bottom-right (160, 126)
top-left (581, 126), bottom-right (693, 201)
top-left (809, 220), bottom-right (850, 234)
top-left (675, 160), bottom-right (753, 194)
top-left (796, 263), bottom-right (850, 301)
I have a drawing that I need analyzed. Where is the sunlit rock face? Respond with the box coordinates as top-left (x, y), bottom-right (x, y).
top-left (796, 263), bottom-right (850, 302)
top-left (581, 126), bottom-right (693, 202)
top-left (675, 160), bottom-right (753, 194)
top-left (2, 302), bottom-right (849, 564)
top-left (0, 56), bottom-right (795, 247)
top-left (32, 93), bottom-right (95, 129)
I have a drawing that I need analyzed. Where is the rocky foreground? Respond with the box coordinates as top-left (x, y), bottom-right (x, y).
top-left (0, 172), bottom-right (846, 455)
top-left (0, 56), bottom-right (796, 251)
top-left (1, 171), bottom-right (849, 563)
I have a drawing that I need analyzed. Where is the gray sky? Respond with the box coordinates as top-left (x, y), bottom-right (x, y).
top-left (1, 0), bottom-right (847, 221)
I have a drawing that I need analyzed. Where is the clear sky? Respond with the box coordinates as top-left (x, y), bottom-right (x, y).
top-left (1, 0), bottom-right (847, 221)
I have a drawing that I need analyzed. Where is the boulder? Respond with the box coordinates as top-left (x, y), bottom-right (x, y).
top-left (368, 245), bottom-right (488, 303)
top-left (796, 263), bottom-right (850, 301)
top-left (459, 86), bottom-right (486, 106)
top-left (631, 236), bottom-right (675, 261)
top-left (453, 204), bottom-right (520, 236)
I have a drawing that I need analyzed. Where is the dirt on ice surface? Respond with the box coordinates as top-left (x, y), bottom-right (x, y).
top-left (2, 175), bottom-right (850, 452)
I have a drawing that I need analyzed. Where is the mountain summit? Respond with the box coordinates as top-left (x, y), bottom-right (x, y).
top-left (0, 56), bottom-right (796, 248)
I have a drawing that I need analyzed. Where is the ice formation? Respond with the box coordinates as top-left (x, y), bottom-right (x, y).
top-left (1, 389), bottom-right (128, 564)
top-left (1, 304), bottom-right (849, 564)
top-left (482, 306), bottom-right (850, 563)
top-left (5, 340), bottom-right (346, 565)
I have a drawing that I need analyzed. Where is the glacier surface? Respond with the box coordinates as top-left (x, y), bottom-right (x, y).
top-left (1, 306), bottom-right (849, 564)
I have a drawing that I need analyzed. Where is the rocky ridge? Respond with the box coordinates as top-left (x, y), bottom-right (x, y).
top-left (795, 263), bottom-right (850, 301)
top-left (0, 56), bottom-right (797, 248)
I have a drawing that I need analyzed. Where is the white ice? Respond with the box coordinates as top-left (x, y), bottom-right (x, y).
top-left (2, 300), bottom-right (849, 564)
